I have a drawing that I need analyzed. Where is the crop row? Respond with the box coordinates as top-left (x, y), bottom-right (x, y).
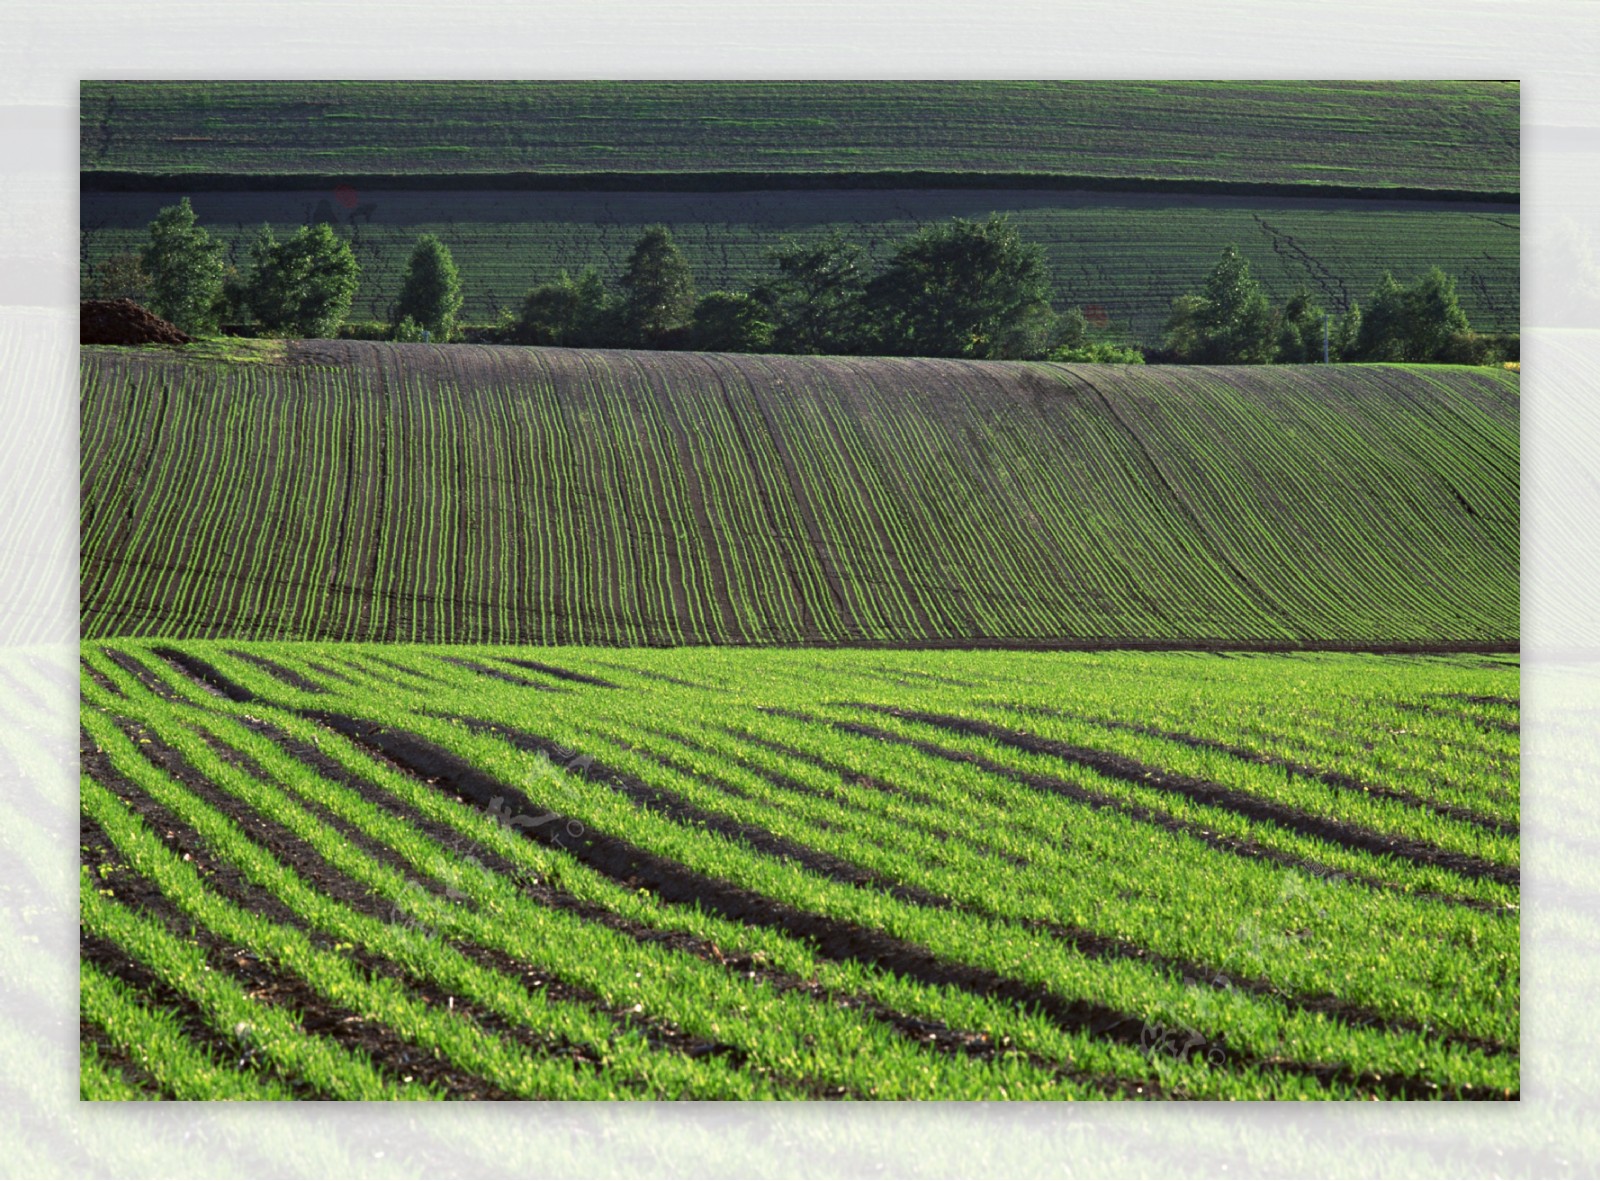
top-left (78, 80), bottom-right (1519, 195)
top-left (79, 345), bottom-right (1520, 647)
top-left (78, 641), bottom-right (1518, 1100)
top-left (79, 189), bottom-right (1521, 341)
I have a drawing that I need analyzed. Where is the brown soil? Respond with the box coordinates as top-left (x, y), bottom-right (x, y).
top-left (80, 299), bottom-right (191, 346)
top-left (856, 706), bottom-right (1519, 888)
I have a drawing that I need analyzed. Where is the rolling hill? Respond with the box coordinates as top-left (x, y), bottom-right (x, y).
top-left (79, 343), bottom-right (1519, 647)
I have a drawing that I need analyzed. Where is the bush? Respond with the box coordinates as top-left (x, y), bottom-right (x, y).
top-left (514, 268), bottom-right (621, 347)
top-left (1048, 341), bottom-right (1145, 364)
top-left (690, 291), bottom-right (776, 353)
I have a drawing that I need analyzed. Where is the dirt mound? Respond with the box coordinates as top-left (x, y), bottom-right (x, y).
top-left (80, 299), bottom-right (191, 346)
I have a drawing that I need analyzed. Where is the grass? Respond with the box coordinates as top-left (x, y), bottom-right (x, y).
top-left (79, 343), bottom-right (1519, 647)
top-left (78, 640), bottom-right (1519, 1100)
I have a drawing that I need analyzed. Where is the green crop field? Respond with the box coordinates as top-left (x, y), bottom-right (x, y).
top-left (79, 80), bottom-right (1518, 196)
top-left (79, 343), bottom-right (1518, 648)
top-left (79, 640), bottom-right (1518, 1100)
top-left (79, 188), bottom-right (1520, 342)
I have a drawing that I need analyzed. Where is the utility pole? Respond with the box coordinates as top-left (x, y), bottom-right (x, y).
top-left (1323, 313), bottom-right (1330, 364)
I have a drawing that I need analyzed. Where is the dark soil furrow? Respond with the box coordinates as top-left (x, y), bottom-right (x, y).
top-left (224, 649), bottom-right (329, 694)
top-left (301, 710), bottom-right (1507, 1099)
top-left (148, 646), bottom-right (256, 702)
top-left (1397, 701), bottom-right (1519, 736)
top-left (497, 659), bottom-right (620, 689)
top-left (436, 656), bottom-right (562, 690)
top-left (81, 733), bottom-right (660, 1096)
top-left (802, 712), bottom-right (1513, 915)
top-left (990, 702), bottom-right (1517, 837)
top-left (81, 818), bottom-right (427, 1099)
top-left (853, 706), bottom-right (1518, 887)
top-left (422, 713), bottom-right (946, 909)
top-left (80, 656), bottom-right (124, 698)
top-left (78, 1016), bottom-right (166, 1099)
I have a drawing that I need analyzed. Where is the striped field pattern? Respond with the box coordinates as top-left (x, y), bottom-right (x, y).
top-left (79, 80), bottom-right (1519, 195)
top-left (79, 343), bottom-right (1519, 648)
top-left (80, 641), bottom-right (1519, 1101)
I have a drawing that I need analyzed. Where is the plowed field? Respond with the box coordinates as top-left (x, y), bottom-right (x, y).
top-left (80, 343), bottom-right (1519, 648)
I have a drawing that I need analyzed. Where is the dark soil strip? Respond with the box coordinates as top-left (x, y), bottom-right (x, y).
top-left (993, 703), bottom-right (1517, 838)
top-left (444, 715), bottom-right (1513, 1058)
top-left (225, 649), bottom-right (329, 694)
top-left (80, 656), bottom-right (124, 698)
top-left (149, 647), bottom-right (256, 702)
top-left (853, 706), bottom-right (1518, 888)
top-left (497, 659), bottom-right (620, 689)
top-left (302, 711), bottom-right (1509, 1098)
top-left (81, 732), bottom-right (651, 1097)
top-left (1398, 701), bottom-right (1519, 736)
top-left (590, 662), bottom-right (718, 691)
top-left (436, 656), bottom-right (563, 691)
top-left (101, 647), bottom-right (185, 701)
top-left (79, 167), bottom-right (1519, 206)
top-left (109, 711), bottom-right (858, 1097)
top-left (79, 1015), bottom-right (165, 1098)
top-left (793, 711), bottom-right (1513, 916)
top-left (420, 713), bottom-right (946, 910)
top-left (248, 713), bottom-right (1514, 1095)
top-left (1439, 693), bottom-right (1519, 710)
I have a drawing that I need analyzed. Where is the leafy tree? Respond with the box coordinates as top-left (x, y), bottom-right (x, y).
top-left (1353, 272), bottom-right (1412, 362)
top-left (86, 251), bottom-right (149, 303)
top-left (1275, 289), bottom-right (1329, 363)
top-left (689, 291), bottom-right (775, 353)
top-left (618, 225), bottom-right (696, 346)
top-left (1332, 299), bottom-right (1362, 361)
top-left (753, 232), bottom-right (869, 354)
top-left (1160, 294), bottom-right (1211, 362)
top-left (139, 197), bottom-right (224, 334)
top-left (865, 215), bottom-right (1057, 359)
top-left (243, 223), bottom-right (360, 338)
top-left (1160, 247), bottom-right (1278, 363)
top-left (515, 268), bottom-right (621, 347)
top-left (1198, 245), bottom-right (1277, 363)
top-left (392, 234), bottom-right (464, 342)
top-left (1403, 267), bottom-right (1470, 361)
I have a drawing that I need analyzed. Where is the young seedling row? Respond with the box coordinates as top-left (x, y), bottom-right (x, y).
top-left (80, 642), bottom-right (1518, 1100)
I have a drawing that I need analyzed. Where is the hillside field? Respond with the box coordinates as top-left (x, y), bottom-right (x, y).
top-left (80, 641), bottom-right (1518, 1100)
top-left (80, 80), bottom-right (1519, 196)
top-left (80, 343), bottom-right (1519, 649)
top-left (78, 188), bottom-right (1521, 341)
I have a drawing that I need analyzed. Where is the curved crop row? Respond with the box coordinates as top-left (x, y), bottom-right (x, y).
top-left (79, 344), bottom-right (1518, 647)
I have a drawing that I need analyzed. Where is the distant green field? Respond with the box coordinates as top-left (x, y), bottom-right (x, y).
top-left (80, 80), bottom-right (1519, 196)
top-left (80, 342), bottom-right (1518, 647)
top-left (79, 641), bottom-right (1518, 1100)
top-left (79, 189), bottom-right (1520, 342)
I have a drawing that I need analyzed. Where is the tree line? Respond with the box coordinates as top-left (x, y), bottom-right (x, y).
top-left (90, 198), bottom-right (1514, 365)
